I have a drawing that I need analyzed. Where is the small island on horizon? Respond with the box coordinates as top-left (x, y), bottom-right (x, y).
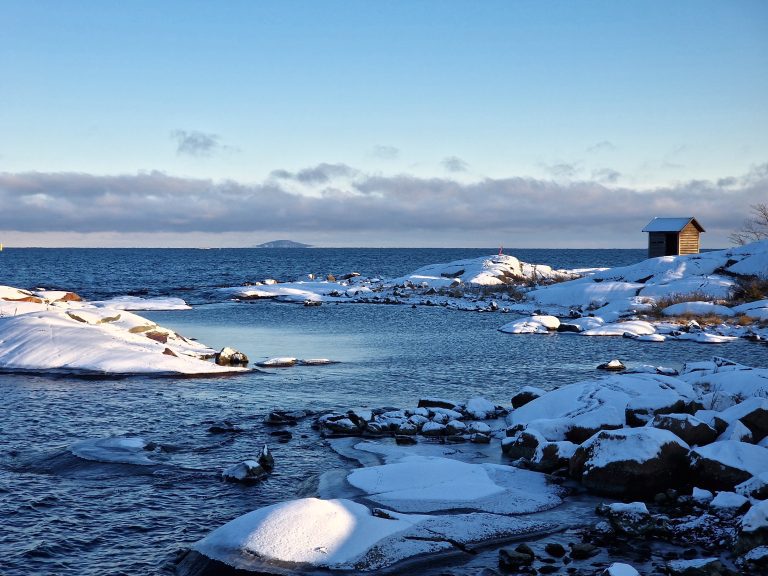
top-left (253, 240), bottom-right (312, 249)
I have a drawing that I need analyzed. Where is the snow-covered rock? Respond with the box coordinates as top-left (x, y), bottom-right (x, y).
top-left (511, 386), bottom-right (545, 408)
top-left (0, 305), bottom-right (242, 375)
top-left (690, 441), bottom-right (768, 490)
top-left (651, 414), bottom-right (718, 447)
top-left (709, 491), bottom-right (749, 517)
top-left (738, 499), bottom-right (768, 554)
top-left (464, 397), bottom-right (497, 419)
top-left (737, 472), bottom-right (768, 499)
top-left (570, 427), bottom-right (690, 497)
top-left (222, 460), bottom-right (268, 483)
top-left (257, 357), bottom-right (298, 368)
top-left (389, 254), bottom-right (574, 288)
top-left (190, 497), bottom-right (555, 572)
top-left (603, 563), bottom-right (640, 576)
top-left (508, 373), bottom-right (698, 442)
top-left (582, 320), bottom-right (656, 337)
top-left (498, 318), bottom-right (550, 334)
top-left (596, 502), bottom-right (655, 536)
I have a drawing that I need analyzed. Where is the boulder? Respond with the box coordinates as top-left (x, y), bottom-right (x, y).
top-left (596, 501), bottom-right (656, 536)
top-left (738, 546), bottom-right (768, 574)
top-left (690, 441), bottom-right (768, 491)
top-left (465, 397), bottom-right (497, 419)
top-left (651, 414), bottom-right (719, 447)
top-left (709, 491), bottom-right (749, 518)
top-left (317, 414), bottom-right (363, 436)
top-left (569, 542), bottom-right (598, 559)
top-left (719, 398), bottom-right (768, 442)
top-left (509, 373), bottom-right (699, 442)
top-left (570, 428), bottom-right (690, 497)
top-left (445, 420), bottom-right (467, 435)
top-left (215, 347), bottom-right (249, 366)
top-left (602, 563), bottom-right (640, 576)
top-left (737, 499), bottom-right (768, 554)
top-left (421, 422), bottom-right (447, 437)
top-left (736, 472), bottom-right (768, 499)
top-left (498, 547), bottom-right (533, 571)
top-left (222, 460), bottom-right (268, 483)
top-left (511, 386), bottom-right (545, 408)
top-left (717, 420), bottom-right (753, 443)
top-left (417, 397), bottom-right (460, 410)
top-left (502, 428), bottom-right (544, 460)
top-left (257, 357), bottom-right (297, 368)
top-left (597, 359), bottom-right (626, 372)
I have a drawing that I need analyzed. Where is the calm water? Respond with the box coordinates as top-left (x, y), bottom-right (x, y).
top-left (1, 248), bottom-right (765, 576)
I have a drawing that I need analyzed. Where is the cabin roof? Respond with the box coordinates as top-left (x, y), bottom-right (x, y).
top-left (642, 217), bottom-right (705, 233)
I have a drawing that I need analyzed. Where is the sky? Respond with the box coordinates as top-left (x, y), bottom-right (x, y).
top-left (1, 0), bottom-right (766, 248)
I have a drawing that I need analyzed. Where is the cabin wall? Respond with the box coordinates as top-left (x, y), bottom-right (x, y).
top-left (678, 222), bottom-right (700, 254)
top-left (648, 232), bottom-right (668, 258)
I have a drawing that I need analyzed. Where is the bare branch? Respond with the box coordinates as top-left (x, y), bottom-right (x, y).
top-left (730, 203), bottom-right (768, 245)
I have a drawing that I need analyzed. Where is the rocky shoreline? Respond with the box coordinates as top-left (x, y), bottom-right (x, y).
top-left (178, 356), bottom-right (768, 575)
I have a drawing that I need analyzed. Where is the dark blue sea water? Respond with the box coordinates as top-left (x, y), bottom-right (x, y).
top-left (1, 248), bottom-right (766, 576)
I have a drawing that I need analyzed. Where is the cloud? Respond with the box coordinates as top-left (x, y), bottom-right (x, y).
top-left (587, 140), bottom-right (616, 153)
top-left (592, 168), bottom-right (621, 183)
top-left (171, 130), bottom-right (234, 157)
top-left (269, 163), bottom-right (358, 184)
top-left (542, 162), bottom-right (580, 179)
top-left (371, 145), bottom-right (400, 160)
top-left (441, 156), bottom-right (469, 173)
top-left (0, 164), bottom-right (765, 246)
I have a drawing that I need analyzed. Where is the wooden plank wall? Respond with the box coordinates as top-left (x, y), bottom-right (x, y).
top-left (679, 223), bottom-right (700, 254)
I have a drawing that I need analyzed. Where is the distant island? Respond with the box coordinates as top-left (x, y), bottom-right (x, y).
top-left (253, 240), bottom-right (312, 248)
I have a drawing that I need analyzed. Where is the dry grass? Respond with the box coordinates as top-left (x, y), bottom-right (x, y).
top-left (648, 291), bottom-right (719, 318)
top-left (736, 314), bottom-right (756, 326)
top-left (668, 313), bottom-right (727, 326)
top-left (730, 277), bottom-right (768, 303)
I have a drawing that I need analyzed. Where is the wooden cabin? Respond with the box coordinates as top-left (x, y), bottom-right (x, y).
top-left (642, 217), bottom-right (704, 258)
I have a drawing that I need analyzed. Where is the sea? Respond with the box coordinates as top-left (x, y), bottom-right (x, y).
top-left (1, 248), bottom-right (766, 575)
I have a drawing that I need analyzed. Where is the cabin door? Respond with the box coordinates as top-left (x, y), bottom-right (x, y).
top-left (664, 233), bottom-right (678, 256)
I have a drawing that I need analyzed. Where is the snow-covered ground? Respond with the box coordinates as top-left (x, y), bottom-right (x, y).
top-left (219, 240), bottom-right (768, 345)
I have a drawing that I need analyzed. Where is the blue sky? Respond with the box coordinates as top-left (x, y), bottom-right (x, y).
top-left (1, 1), bottom-right (766, 247)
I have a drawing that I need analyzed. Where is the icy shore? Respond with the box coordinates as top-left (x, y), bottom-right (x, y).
top-left (183, 357), bottom-right (768, 575)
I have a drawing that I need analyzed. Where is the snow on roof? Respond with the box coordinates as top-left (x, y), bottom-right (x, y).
top-left (642, 217), bottom-right (704, 233)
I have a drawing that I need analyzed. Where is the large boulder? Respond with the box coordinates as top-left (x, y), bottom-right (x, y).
top-left (651, 414), bottom-right (719, 447)
top-left (737, 500), bottom-right (768, 554)
top-left (508, 373), bottom-right (698, 443)
top-left (511, 386), bottom-right (545, 408)
top-left (215, 347), bottom-right (249, 366)
top-left (596, 502), bottom-right (656, 536)
top-left (569, 427), bottom-right (690, 497)
top-left (719, 398), bottom-right (768, 442)
top-left (690, 441), bottom-right (768, 491)
top-left (502, 428), bottom-right (575, 472)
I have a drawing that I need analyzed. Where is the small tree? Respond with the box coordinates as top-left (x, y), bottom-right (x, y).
top-left (730, 203), bottom-right (768, 245)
